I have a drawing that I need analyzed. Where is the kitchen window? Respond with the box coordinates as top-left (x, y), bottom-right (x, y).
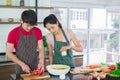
top-left (51, 7), bottom-right (120, 65)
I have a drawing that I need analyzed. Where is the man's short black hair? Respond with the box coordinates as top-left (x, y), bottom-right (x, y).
top-left (21, 9), bottom-right (37, 25)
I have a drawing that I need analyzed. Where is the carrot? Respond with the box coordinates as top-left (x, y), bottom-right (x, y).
top-left (86, 65), bottom-right (100, 69)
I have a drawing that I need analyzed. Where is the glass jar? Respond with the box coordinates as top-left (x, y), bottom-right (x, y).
top-left (20, 0), bottom-right (24, 6)
top-left (6, 0), bottom-right (12, 6)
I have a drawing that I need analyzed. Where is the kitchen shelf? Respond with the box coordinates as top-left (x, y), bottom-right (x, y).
top-left (0, 22), bottom-right (20, 24)
top-left (0, 5), bottom-right (53, 9)
top-left (0, 22), bottom-right (43, 24)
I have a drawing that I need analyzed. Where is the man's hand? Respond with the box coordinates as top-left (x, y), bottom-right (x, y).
top-left (21, 63), bottom-right (31, 73)
top-left (38, 63), bottom-right (44, 74)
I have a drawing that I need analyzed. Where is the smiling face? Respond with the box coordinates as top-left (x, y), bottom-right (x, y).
top-left (45, 22), bottom-right (59, 34)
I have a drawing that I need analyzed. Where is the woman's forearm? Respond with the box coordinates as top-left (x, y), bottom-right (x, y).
top-left (70, 45), bottom-right (83, 52)
top-left (49, 52), bottom-right (53, 65)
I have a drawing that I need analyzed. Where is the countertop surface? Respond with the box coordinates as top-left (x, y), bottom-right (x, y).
top-left (0, 55), bottom-right (11, 62)
top-left (10, 73), bottom-right (91, 80)
top-left (10, 72), bottom-right (120, 80)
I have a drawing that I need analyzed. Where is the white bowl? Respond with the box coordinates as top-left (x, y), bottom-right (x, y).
top-left (46, 64), bottom-right (70, 76)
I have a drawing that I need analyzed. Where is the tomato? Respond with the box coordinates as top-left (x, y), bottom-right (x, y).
top-left (81, 78), bottom-right (88, 80)
top-left (81, 78), bottom-right (92, 80)
top-left (86, 65), bottom-right (100, 69)
top-left (31, 70), bottom-right (38, 75)
top-left (37, 68), bottom-right (44, 75)
top-left (31, 68), bottom-right (44, 75)
top-left (108, 65), bottom-right (115, 70)
top-left (102, 68), bottom-right (112, 72)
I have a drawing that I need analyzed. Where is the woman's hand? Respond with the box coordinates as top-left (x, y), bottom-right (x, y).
top-left (21, 63), bottom-right (31, 73)
top-left (60, 46), bottom-right (71, 51)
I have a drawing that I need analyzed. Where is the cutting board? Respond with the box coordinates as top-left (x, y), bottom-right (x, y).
top-left (70, 67), bottom-right (101, 75)
top-left (70, 69), bottom-right (92, 75)
top-left (20, 72), bottom-right (50, 80)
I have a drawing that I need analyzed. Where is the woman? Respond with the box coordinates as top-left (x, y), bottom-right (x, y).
top-left (43, 14), bottom-right (83, 68)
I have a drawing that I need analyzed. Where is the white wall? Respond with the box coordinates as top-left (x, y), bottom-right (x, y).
top-left (51, 0), bottom-right (120, 7)
top-left (83, 52), bottom-right (106, 65)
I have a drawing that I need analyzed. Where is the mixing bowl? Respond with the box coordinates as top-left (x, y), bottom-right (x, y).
top-left (46, 64), bottom-right (70, 79)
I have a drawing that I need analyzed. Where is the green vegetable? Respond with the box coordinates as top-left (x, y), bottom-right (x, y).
top-left (108, 69), bottom-right (120, 77)
top-left (116, 62), bottom-right (120, 69)
top-left (100, 62), bottom-right (108, 69)
top-left (43, 35), bottom-right (48, 47)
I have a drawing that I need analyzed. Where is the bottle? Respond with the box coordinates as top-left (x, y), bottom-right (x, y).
top-left (6, 0), bottom-right (12, 6)
top-left (20, 0), bottom-right (24, 6)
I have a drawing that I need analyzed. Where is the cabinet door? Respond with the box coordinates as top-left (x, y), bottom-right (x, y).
top-left (0, 63), bottom-right (16, 80)
top-left (74, 56), bottom-right (83, 67)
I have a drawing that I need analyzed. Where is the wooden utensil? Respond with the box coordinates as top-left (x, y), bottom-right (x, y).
top-left (20, 72), bottom-right (50, 80)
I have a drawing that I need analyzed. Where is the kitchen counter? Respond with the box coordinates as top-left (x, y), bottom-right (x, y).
top-left (0, 55), bottom-right (15, 67)
top-left (0, 55), bottom-right (11, 62)
top-left (10, 73), bottom-right (120, 80)
top-left (10, 72), bottom-right (91, 80)
top-left (0, 52), bottom-right (83, 80)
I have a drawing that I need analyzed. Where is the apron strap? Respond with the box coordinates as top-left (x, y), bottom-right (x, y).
top-left (53, 28), bottom-right (70, 45)
top-left (61, 28), bottom-right (70, 45)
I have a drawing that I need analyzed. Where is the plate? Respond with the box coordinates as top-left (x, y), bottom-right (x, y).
top-left (70, 68), bottom-right (92, 74)
top-left (70, 66), bottom-right (101, 75)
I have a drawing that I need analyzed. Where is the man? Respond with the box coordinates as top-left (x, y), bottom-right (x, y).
top-left (6, 9), bottom-right (44, 78)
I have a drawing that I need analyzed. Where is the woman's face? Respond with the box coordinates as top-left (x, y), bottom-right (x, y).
top-left (45, 22), bottom-right (59, 34)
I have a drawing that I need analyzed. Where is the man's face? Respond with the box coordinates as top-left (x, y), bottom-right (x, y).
top-left (20, 19), bottom-right (34, 32)
top-left (22, 22), bottom-right (34, 32)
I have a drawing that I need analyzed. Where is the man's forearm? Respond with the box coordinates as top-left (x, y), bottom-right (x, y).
top-left (39, 48), bottom-right (44, 65)
top-left (7, 52), bottom-right (25, 66)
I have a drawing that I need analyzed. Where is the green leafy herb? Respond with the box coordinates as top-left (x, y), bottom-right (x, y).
top-left (100, 62), bottom-right (108, 69)
top-left (108, 69), bottom-right (120, 77)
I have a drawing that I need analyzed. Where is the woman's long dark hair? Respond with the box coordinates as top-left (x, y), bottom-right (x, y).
top-left (43, 14), bottom-right (62, 28)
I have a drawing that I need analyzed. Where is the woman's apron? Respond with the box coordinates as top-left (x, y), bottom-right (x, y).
top-left (53, 28), bottom-right (75, 68)
top-left (16, 29), bottom-right (38, 78)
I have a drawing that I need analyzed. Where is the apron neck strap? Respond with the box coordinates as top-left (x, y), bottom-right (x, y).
top-left (19, 27), bottom-right (34, 36)
top-left (53, 28), bottom-right (70, 44)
